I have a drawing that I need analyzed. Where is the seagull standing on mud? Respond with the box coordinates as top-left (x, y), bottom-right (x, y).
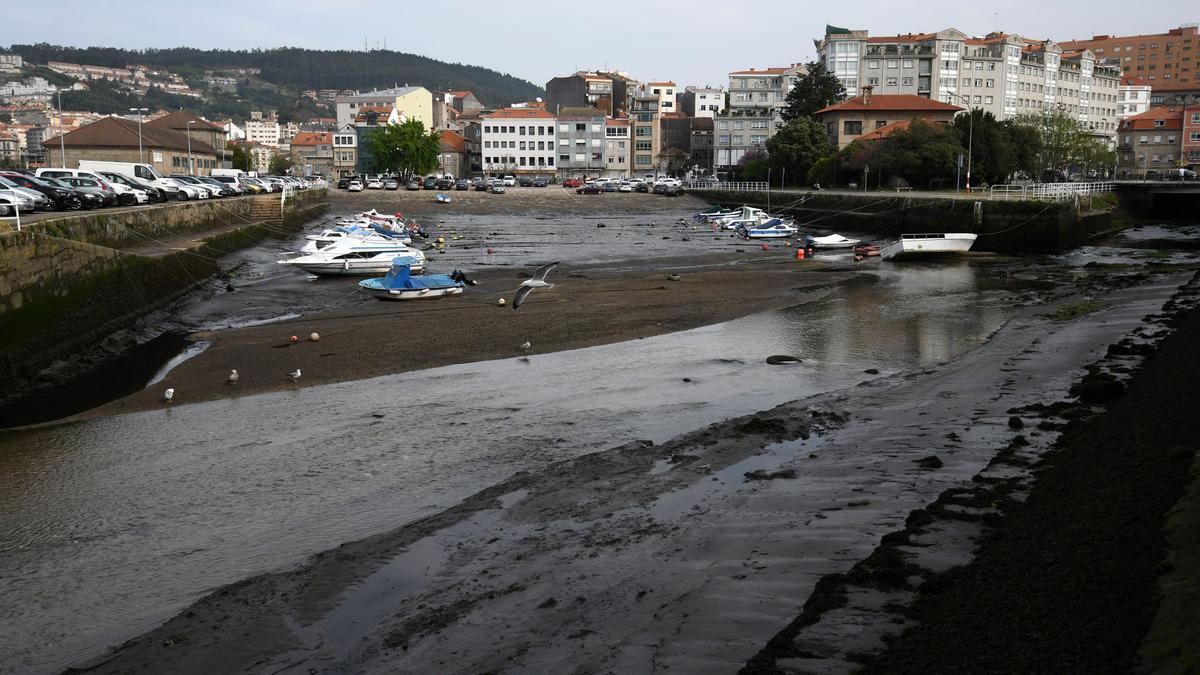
top-left (520, 341), bottom-right (531, 351)
top-left (512, 262), bottom-right (559, 310)
top-left (162, 388), bottom-right (174, 403)
top-left (288, 369), bottom-right (301, 381)
top-left (226, 369), bottom-right (239, 385)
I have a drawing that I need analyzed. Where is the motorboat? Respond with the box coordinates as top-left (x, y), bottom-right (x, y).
top-left (806, 233), bottom-right (862, 249)
top-left (435, 193), bottom-right (452, 203)
top-left (880, 233), bottom-right (978, 260)
top-left (739, 218), bottom-right (799, 239)
top-left (712, 206), bottom-right (772, 230)
top-left (300, 224), bottom-right (411, 253)
top-left (359, 261), bottom-right (475, 300)
top-left (693, 205), bottom-right (740, 221)
top-left (280, 238), bottom-right (426, 276)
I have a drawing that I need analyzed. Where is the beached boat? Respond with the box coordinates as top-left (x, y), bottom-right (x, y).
top-left (880, 233), bottom-right (978, 260)
top-left (807, 233), bottom-right (862, 249)
top-left (301, 225), bottom-right (409, 253)
top-left (739, 218), bottom-right (799, 239)
top-left (359, 261), bottom-right (472, 300)
top-left (693, 205), bottom-right (739, 222)
top-left (853, 244), bottom-right (881, 258)
top-left (713, 206), bottom-right (772, 230)
top-left (280, 238), bottom-right (426, 276)
top-left (435, 193), bottom-right (452, 203)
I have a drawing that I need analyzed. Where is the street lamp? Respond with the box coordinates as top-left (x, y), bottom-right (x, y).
top-left (57, 87), bottom-right (65, 166)
top-left (948, 93), bottom-right (974, 194)
top-left (186, 120), bottom-right (196, 174)
top-left (129, 107), bottom-right (148, 163)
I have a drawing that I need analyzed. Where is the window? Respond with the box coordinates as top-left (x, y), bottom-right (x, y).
top-left (875, 120), bottom-right (887, 129)
top-left (576, 123), bottom-right (586, 132)
top-left (985, 96), bottom-right (994, 104)
top-left (976, 61), bottom-right (984, 70)
top-left (902, 59), bottom-right (914, 68)
top-left (886, 60), bottom-right (897, 68)
top-left (559, 154), bottom-right (570, 162)
top-left (886, 77), bottom-right (898, 86)
top-left (868, 60), bottom-right (880, 69)
top-left (902, 77), bottom-right (913, 86)
top-left (843, 120), bottom-right (863, 135)
top-left (717, 120), bottom-right (729, 130)
top-left (868, 77), bottom-right (880, 85)
top-left (519, 126), bottom-right (526, 135)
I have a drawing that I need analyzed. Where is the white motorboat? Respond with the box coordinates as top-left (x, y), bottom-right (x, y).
top-left (880, 233), bottom-right (978, 260)
top-left (714, 206), bottom-right (772, 230)
top-left (807, 233), bottom-right (862, 249)
top-left (280, 238), bottom-right (426, 276)
top-left (301, 226), bottom-right (409, 254)
top-left (740, 218), bottom-right (799, 239)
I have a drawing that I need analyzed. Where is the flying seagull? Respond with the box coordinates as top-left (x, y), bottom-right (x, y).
top-left (226, 369), bottom-right (239, 385)
top-left (163, 388), bottom-right (174, 402)
top-left (513, 262), bottom-right (559, 310)
top-left (288, 369), bottom-right (302, 381)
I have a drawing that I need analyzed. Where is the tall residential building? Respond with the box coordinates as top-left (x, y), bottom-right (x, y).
top-left (555, 107), bottom-right (607, 178)
top-left (480, 108), bottom-right (557, 175)
top-left (713, 65), bottom-right (804, 170)
top-left (628, 84), bottom-right (663, 174)
top-left (815, 27), bottom-right (1121, 142)
top-left (0, 53), bottom-right (23, 73)
top-left (290, 132), bottom-right (333, 177)
top-left (679, 86), bottom-right (725, 118)
top-left (1184, 105), bottom-right (1200, 168)
top-left (245, 117), bottom-right (281, 147)
top-left (1117, 106), bottom-right (1184, 178)
top-left (1059, 25), bottom-right (1198, 86)
top-left (545, 71), bottom-right (636, 117)
top-left (604, 117), bottom-right (631, 177)
top-left (332, 126), bottom-right (357, 178)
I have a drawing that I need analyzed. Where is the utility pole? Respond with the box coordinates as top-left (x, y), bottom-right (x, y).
top-left (130, 107), bottom-right (148, 163)
top-left (57, 88), bottom-right (65, 166)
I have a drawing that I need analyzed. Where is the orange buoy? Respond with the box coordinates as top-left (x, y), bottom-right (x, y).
top-left (290, 335), bottom-right (299, 343)
top-left (796, 249), bottom-right (805, 260)
top-left (486, 247), bottom-right (494, 254)
top-left (760, 243), bottom-right (769, 251)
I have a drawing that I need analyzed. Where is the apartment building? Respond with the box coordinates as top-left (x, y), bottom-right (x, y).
top-left (604, 117), bottom-right (630, 177)
top-left (555, 107), bottom-right (607, 178)
top-left (0, 54), bottom-right (23, 74)
top-left (690, 117), bottom-right (714, 172)
top-left (1149, 82), bottom-right (1200, 107)
top-left (1119, 76), bottom-right (1153, 118)
top-left (290, 132), bottom-right (333, 177)
top-left (544, 71), bottom-right (636, 117)
top-left (1184, 105), bottom-right (1200, 168)
top-left (335, 87), bottom-right (434, 130)
top-left (332, 126), bottom-right (357, 177)
top-left (679, 86), bottom-right (725, 118)
top-left (244, 116), bottom-right (281, 147)
top-left (647, 82), bottom-right (678, 114)
top-left (480, 108), bottom-right (557, 175)
top-left (1060, 25), bottom-right (1197, 86)
top-left (713, 65), bottom-right (804, 170)
top-left (438, 130), bottom-right (467, 178)
top-left (1116, 106), bottom-right (1183, 178)
top-left (816, 27), bottom-right (1121, 142)
top-left (629, 85), bottom-right (662, 174)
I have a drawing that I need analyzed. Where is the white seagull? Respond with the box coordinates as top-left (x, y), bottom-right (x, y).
top-left (512, 262), bottom-right (559, 310)
top-left (226, 369), bottom-right (239, 384)
top-left (163, 388), bottom-right (174, 402)
top-left (288, 369), bottom-right (302, 381)
top-left (519, 340), bottom-right (531, 351)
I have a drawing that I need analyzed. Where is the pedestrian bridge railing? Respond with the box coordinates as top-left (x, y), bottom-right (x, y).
top-left (990, 182), bottom-right (1116, 201)
top-left (684, 181), bottom-right (769, 192)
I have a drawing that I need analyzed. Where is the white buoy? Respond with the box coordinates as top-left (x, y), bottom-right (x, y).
top-left (498, 298), bottom-right (506, 306)
top-left (309, 332), bottom-right (320, 342)
top-left (163, 388), bottom-right (174, 402)
top-left (227, 369), bottom-right (238, 384)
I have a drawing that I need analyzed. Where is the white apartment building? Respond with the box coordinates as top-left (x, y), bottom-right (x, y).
top-left (224, 121), bottom-right (246, 141)
top-left (647, 82), bottom-right (678, 113)
top-left (0, 53), bottom-right (23, 73)
top-left (245, 117), bottom-right (281, 147)
top-left (816, 27), bottom-right (1120, 141)
top-left (604, 117), bottom-right (631, 177)
top-left (681, 86), bottom-right (725, 118)
top-left (1118, 75), bottom-right (1152, 119)
top-left (480, 108), bottom-right (557, 175)
top-left (714, 65), bottom-right (804, 169)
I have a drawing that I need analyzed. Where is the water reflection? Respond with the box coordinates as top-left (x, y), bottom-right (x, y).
top-left (0, 259), bottom-right (1017, 674)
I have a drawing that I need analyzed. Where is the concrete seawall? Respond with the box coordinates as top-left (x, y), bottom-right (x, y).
top-left (698, 190), bottom-right (1116, 253)
top-left (0, 191), bottom-right (327, 411)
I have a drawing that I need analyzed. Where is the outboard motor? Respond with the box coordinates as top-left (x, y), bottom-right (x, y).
top-left (450, 270), bottom-right (478, 286)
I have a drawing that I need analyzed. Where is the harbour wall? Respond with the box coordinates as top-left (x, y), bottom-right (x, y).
top-left (698, 190), bottom-right (1116, 253)
top-left (0, 191), bottom-right (327, 407)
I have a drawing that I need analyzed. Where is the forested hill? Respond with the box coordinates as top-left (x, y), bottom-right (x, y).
top-left (7, 44), bottom-right (544, 108)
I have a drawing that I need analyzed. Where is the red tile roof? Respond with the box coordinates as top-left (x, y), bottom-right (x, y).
top-left (1120, 107), bottom-right (1183, 130)
top-left (438, 130), bottom-right (466, 152)
top-left (1120, 76), bottom-right (1151, 87)
top-left (291, 132), bottom-right (332, 146)
top-left (484, 108), bottom-right (556, 119)
top-left (815, 94), bottom-right (963, 115)
top-left (856, 119), bottom-right (915, 142)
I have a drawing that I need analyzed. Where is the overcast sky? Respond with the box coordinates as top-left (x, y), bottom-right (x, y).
top-left (5, 1), bottom-right (1196, 90)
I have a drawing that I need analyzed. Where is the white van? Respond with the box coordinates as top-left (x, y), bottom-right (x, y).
top-left (77, 160), bottom-right (179, 197)
top-left (211, 168), bottom-right (246, 178)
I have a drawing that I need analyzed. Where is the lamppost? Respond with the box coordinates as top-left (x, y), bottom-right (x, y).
top-left (186, 120), bottom-right (196, 174)
top-left (948, 93), bottom-right (975, 193)
top-left (129, 107), bottom-right (148, 163)
top-left (57, 87), bottom-right (65, 166)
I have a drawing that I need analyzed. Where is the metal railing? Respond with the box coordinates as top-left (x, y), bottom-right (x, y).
top-left (989, 182), bottom-right (1115, 201)
top-left (685, 181), bottom-right (769, 192)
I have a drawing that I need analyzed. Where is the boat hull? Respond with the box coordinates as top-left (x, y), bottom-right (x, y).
top-left (362, 285), bottom-right (463, 300)
top-left (285, 258), bottom-right (425, 276)
top-left (881, 233), bottom-right (977, 260)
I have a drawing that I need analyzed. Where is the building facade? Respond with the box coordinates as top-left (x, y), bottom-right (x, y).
top-left (1183, 105), bottom-right (1200, 169)
top-left (0, 54), bottom-right (23, 74)
top-left (814, 90), bottom-right (962, 149)
top-left (335, 87), bottom-right (434, 130)
top-left (333, 126), bottom-right (357, 177)
top-left (629, 85), bottom-right (661, 175)
top-left (146, 111), bottom-right (228, 167)
top-left (1059, 25), bottom-right (1198, 86)
top-left (41, 116), bottom-right (218, 174)
top-left (555, 107), bottom-right (607, 178)
top-left (1117, 106), bottom-right (1183, 178)
top-left (290, 132), bottom-right (333, 177)
top-left (603, 117), bottom-right (630, 177)
top-left (713, 65), bottom-right (804, 170)
top-left (1119, 76), bottom-right (1153, 118)
top-left (689, 117), bottom-right (714, 174)
top-left (438, 130), bottom-right (467, 178)
top-left (545, 71), bottom-right (636, 118)
top-left (680, 86), bottom-right (725, 118)
top-left (480, 108), bottom-right (557, 175)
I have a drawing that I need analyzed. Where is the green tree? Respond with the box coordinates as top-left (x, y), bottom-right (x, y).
top-left (806, 156), bottom-right (838, 187)
top-left (766, 117), bottom-right (833, 185)
top-left (1013, 108), bottom-right (1112, 180)
top-left (229, 144), bottom-right (252, 172)
top-left (838, 120), bottom-right (965, 188)
top-left (950, 109), bottom-right (1014, 187)
top-left (268, 152), bottom-right (292, 175)
top-left (781, 61), bottom-right (847, 122)
top-left (366, 119), bottom-right (440, 178)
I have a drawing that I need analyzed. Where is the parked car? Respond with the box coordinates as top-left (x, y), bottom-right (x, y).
top-left (501, 175), bottom-right (516, 187)
top-left (562, 178), bottom-right (582, 188)
top-left (423, 176), bottom-right (438, 190)
top-left (532, 177), bottom-right (549, 187)
top-left (0, 172), bottom-right (82, 210)
top-left (348, 180), bottom-right (364, 192)
top-left (0, 177), bottom-right (46, 211)
top-left (490, 181), bottom-right (506, 194)
top-left (164, 177), bottom-right (208, 200)
top-left (198, 176), bottom-right (236, 197)
top-left (56, 176), bottom-right (120, 207)
top-left (636, 182), bottom-right (650, 193)
top-left (100, 172), bottom-right (169, 202)
top-left (601, 181), bottom-right (618, 193)
top-left (406, 179), bottom-right (420, 191)
top-left (239, 177), bottom-right (267, 194)
top-left (337, 176), bottom-right (353, 189)
top-left (37, 168), bottom-right (139, 205)
top-left (210, 175), bottom-right (251, 196)
top-left (474, 179), bottom-right (490, 192)
top-left (663, 184), bottom-right (685, 197)
top-left (455, 179), bottom-right (470, 191)
top-left (169, 174), bottom-right (223, 198)
top-left (367, 178), bottom-right (384, 189)
top-left (518, 176), bottom-right (533, 187)
top-left (384, 178), bottom-right (399, 190)
top-left (576, 183), bottom-right (604, 194)
top-left (0, 188), bottom-right (36, 216)
top-left (437, 178), bottom-right (454, 189)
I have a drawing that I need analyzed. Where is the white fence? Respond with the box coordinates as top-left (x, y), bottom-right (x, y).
top-left (684, 181), bottom-right (769, 192)
top-left (990, 182), bottom-right (1116, 201)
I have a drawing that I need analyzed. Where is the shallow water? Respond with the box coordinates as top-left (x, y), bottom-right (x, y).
top-left (0, 255), bottom-right (1023, 673)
